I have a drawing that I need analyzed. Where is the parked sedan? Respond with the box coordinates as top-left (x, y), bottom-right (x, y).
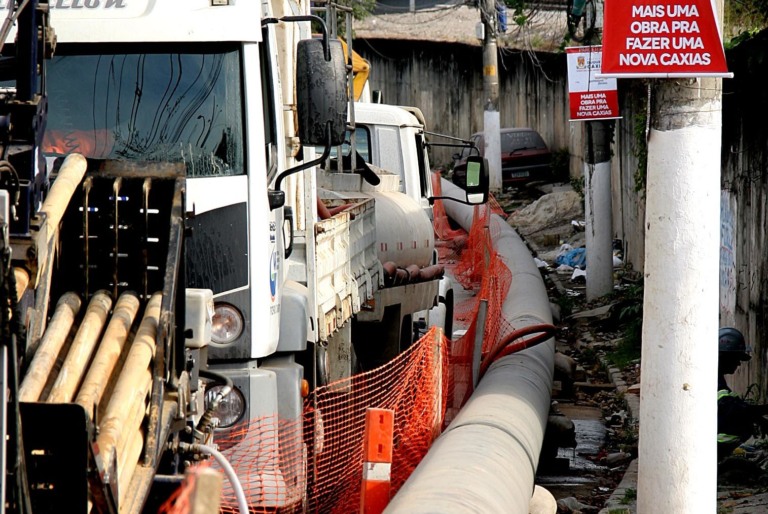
top-left (452, 128), bottom-right (552, 187)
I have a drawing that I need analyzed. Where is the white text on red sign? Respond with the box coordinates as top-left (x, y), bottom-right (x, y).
top-left (621, 4), bottom-right (711, 67)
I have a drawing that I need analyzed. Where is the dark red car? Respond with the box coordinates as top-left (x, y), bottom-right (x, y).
top-left (452, 128), bottom-right (552, 187)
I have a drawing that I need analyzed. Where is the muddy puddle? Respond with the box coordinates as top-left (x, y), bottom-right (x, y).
top-left (536, 403), bottom-right (610, 500)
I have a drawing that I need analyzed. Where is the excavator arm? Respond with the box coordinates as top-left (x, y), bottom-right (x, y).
top-left (339, 38), bottom-right (370, 101)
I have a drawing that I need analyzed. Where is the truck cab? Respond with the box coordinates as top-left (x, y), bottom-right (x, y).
top-left (345, 103), bottom-right (435, 217)
top-left (6, 0), bottom-right (341, 511)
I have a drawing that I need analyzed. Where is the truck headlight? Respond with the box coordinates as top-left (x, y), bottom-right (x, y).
top-left (211, 303), bottom-right (243, 345)
top-left (205, 385), bottom-right (245, 428)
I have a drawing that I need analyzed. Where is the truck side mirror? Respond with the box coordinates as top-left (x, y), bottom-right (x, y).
top-left (296, 38), bottom-right (347, 147)
top-left (461, 155), bottom-right (489, 205)
top-left (429, 155), bottom-right (488, 207)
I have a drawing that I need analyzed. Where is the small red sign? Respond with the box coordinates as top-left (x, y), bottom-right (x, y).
top-left (567, 46), bottom-right (620, 121)
top-left (601, 0), bottom-right (731, 78)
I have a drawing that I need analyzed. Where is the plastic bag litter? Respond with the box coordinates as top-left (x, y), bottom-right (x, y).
top-left (555, 243), bottom-right (573, 259)
top-left (556, 247), bottom-right (587, 268)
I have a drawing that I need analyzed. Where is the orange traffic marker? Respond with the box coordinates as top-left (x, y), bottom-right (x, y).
top-left (360, 408), bottom-right (395, 514)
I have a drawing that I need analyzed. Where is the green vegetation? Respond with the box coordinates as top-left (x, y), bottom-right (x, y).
top-left (620, 488), bottom-right (637, 505)
top-left (336, 0), bottom-right (376, 24)
top-left (570, 175), bottom-right (585, 200)
top-left (501, 0), bottom-right (531, 28)
top-left (607, 336), bottom-right (641, 370)
top-left (631, 110), bottom-right (648, 194)
top-left (607, 283), bottom-right (643, 368)
top-left (317, 0), bottom-right (376, 38)
top-left (724, 0), bottom-right (768, 46)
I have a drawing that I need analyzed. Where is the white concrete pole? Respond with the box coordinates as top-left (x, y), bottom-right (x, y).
top-left (484, 112), bottom-right (501, 191)
top-left (637, 79), bottom-right (721, 513)
top-left (481, 0), bottom-right (501, 192)
top-left (584, 121), bottom-right (614, 301)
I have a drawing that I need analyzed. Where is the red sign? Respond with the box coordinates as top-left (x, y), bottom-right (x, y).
top-left (567, 46), bottom-right (620, 121)
top-left (600, 0), bottom-right (731, 78)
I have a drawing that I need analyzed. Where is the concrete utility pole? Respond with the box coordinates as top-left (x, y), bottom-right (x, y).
top-left (481, 0), bottom-right (502, 192)
top-left (583, 18), bottom-right (614, 302)
top-left (636, 46), bottom-right (723, 514)
top-left (584, 119), bottom-right (614, 301)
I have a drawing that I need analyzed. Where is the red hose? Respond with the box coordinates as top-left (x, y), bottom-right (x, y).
top-left (479, 323), bottom-right (557, 378)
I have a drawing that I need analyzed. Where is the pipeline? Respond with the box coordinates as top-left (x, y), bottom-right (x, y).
top-left (384, 179), bottom-right (556, 514)
top-left (19, 289), bottom-right (159, 508)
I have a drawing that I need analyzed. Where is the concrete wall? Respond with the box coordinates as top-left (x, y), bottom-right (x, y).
top-left (356, 34), bottom-right (768, 394)
top-left (719, 32), bottom-right (768, 395)
top-left (355, 39), bottom-right (583, 175)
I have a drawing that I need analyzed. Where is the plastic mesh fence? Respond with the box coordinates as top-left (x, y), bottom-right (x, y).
top-left (301, 328), bottom-right (445, 514)
top-left (159, 173), bottom-right (531, 513)
top-left (184, 328), bottom-right (446, 514)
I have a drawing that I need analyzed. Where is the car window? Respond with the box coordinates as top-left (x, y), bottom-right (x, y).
top-left (500, 130), bottom-right (546, 153)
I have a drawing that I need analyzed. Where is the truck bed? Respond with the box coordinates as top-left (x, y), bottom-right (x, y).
top-left (315, 197), bottom-right (382, 342)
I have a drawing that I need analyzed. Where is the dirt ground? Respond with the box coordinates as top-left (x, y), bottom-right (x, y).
top-left (497, 183), bottom-right (768, 513)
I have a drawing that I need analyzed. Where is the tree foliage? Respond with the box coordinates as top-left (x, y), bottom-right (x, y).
top-left (726, 0), bottom-right (768, 45)
top-left (501, 0), bottom-right (530, 27)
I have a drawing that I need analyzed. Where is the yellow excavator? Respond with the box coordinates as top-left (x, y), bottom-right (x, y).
top-left (339, 38), bottom-right (371, 101)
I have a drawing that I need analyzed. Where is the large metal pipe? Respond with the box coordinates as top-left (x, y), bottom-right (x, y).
top-left (47, 290), bottom-right (113, 403)
top-left (39, 153), bottom-right (88, 240)
top-left (384, 179), bottom-right (555, 514)
top-left (76, 291), bottom-right (141, 416)
top-left (97, 292), bottom-right (161, 477)
top-left (19, 292), bottom-right (82, 402)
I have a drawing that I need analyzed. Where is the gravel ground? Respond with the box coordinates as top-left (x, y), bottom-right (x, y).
top-left (498, 184), bottom-right (768, 514)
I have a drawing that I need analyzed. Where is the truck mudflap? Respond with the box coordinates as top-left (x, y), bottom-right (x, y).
top-left (315, 197), bottom-right (380, 341)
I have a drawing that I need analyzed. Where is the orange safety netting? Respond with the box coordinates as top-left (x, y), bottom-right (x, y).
top-left (159, 172), bottom-right (556, 514)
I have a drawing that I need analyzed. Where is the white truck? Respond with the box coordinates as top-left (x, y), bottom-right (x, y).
top-left (0, 1), bottom-right (489, 512)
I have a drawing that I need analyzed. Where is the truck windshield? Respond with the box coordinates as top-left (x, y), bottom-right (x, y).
top-left (42, 43), bottom-right (244, 177)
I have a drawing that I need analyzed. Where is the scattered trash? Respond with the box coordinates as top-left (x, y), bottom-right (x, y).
top-left (613, 255), bottom-right (624, 267)
top-left (556, 496), bottom-right (599, 513)
top-left (571, 268), bottom-right (587, 283)
top-left (603, 451), bottom-right (633, 467)
top-left (606, 410), bottom-right (627, 426)
top-left (534, 257), bottom-right (548, 269)
top-left (571, 219), bottom-right (586, 231)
